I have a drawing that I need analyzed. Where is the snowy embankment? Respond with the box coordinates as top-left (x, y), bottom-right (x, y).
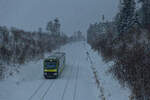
top-left (84, 42), bottom-right (131, 100)
top-left (0, 41), bottom-right (130, 100)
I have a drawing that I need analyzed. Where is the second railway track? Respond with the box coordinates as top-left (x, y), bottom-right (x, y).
top-left (28, 79), bottom-right (55, 100)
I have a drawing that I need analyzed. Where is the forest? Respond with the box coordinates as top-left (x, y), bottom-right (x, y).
top-left (87, 0), bottom-right (150, 100)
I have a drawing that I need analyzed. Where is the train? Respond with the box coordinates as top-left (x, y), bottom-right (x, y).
top-left (43, 52), bottom-right (66, 79)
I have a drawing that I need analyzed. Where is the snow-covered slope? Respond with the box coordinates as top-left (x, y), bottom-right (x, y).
top-left (84, 42), bottom-right (131, 100)
top-left (0, 42), bottom-right (130, 100)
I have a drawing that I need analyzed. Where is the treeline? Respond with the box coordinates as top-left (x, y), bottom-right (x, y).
top-left (0, 18), bottom-right (70, 79)
top-left (70, 30), bottom-right (85, 42)
top-left (87, 0), bottom-right (150, 100)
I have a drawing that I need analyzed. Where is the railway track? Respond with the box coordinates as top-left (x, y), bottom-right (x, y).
top-left (28, 80), bottom-right (45, 100)
top-left (28, 62), bottom-right (80, 100)
top-left (73, 64), bottom-right (79, 100)
top-left (40, 80), bottom-right (55, 100)
top-left (28, 64), bottom-right (68, 100)
top-left (60, 63), bottom-right (74, 100)
top-left (28, 79), bottom-right (55, 100)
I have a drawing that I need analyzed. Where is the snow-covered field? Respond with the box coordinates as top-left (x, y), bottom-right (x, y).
top-left (0, 42), bottom-right (130, 100)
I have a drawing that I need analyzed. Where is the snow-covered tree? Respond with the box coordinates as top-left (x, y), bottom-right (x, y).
top-left (116, 0), bottom-right (136, 34)
top-left (38, 27), bottom-right (42, 33)
top-left (138, 0), bottom-right (150, 29)
top-left (46, 21), bottom-right (53, 34)
top-left (46, 18), bottom-right (61, 36)
top-left (53, 18), bottom-right (61, 36)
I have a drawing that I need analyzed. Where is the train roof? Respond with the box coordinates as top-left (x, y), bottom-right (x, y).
top-left (47, 52), bottom-right (66, 59)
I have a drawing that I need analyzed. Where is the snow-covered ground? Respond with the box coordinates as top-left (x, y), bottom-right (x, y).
top-left (84, 42), bottom-right (131, 100)
top-left (0, 42), bottom-right (130, 100)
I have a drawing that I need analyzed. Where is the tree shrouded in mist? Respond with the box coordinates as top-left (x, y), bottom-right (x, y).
top-left (46, 18), bottom-right (61, 36)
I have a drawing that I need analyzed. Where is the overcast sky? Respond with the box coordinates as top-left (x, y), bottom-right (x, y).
top-left (0, 0), bottom-right (119, 36)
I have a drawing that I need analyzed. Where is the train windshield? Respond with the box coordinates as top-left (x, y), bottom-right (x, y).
top-left (45, 61), bottom-right (57, 69)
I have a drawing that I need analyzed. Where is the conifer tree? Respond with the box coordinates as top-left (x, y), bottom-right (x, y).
top-left (116, 0), bottom-right (136, 34)
top-left (139, 0), bottom-right (150, 29)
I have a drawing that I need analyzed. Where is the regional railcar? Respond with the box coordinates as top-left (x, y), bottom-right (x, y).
top-left (43, 52), bottom-right (66, 79)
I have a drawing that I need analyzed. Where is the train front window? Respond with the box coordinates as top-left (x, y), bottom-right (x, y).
top-left (45, 61), bottom-right (57, 69)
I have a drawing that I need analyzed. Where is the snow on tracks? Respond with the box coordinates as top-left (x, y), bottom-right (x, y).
top-left (28, 79), bottom-right (55, 100)
top-left (0, 42), bottom-right (99, 100)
